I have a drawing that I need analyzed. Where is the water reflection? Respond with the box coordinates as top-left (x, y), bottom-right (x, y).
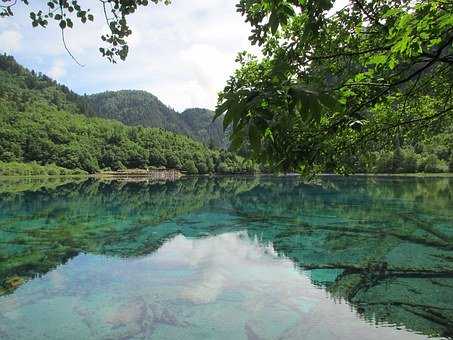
top-left (0, 176), bottom-right (452, 339)
top-left (0, 232), bottom-right (430, 340)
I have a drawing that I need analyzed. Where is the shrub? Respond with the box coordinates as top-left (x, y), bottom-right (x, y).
top-left (0, 161), bottom-right (88, 177)
top-left (196, 161), bottom-right (208, 174)
top-left (422, 155), bottom-right (448, 173)
top-left (216, 162), bottom-right (230, 174)
top-left (183, 160), bottom-right (198, 174)
top-left (166, 154), bottom-right (182, 169)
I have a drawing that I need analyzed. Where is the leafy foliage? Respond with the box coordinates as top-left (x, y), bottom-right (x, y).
top-left (0, 0), bottom-right (171, 62)
top-left (217, 0), bottom-right (453, 173)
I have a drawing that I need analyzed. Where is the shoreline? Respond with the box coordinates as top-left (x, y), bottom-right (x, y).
top-left (94, 169), bottom-right (184, 181)
top-left (0, 172), bottom-right (452, 180)
top-left (318, 173), bottom-right (453, 178)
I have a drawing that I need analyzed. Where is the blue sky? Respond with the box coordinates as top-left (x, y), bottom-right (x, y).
top-left (0, 0), bottom-right (253, 111)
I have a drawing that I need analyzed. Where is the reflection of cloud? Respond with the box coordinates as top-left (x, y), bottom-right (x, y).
top-left (48, 271), bottom-right (67, 290)
top-left (181, 271), bottom-right (226, 304)
top-left (0, 229), bottom-right (432, 339)
top-left (146, 232), bottom-right (429, 339)
top-left (154, 232), bottom-right (294, 304)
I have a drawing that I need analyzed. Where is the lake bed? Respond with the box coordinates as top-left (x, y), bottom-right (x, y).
top-left (0, 176), bottom-right (452, 339)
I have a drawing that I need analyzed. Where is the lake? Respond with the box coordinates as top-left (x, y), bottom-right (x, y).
top-left (0, 176), bottom-right (452, 339)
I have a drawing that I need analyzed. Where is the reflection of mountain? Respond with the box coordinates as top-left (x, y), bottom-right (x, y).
top-left (227, 177), bottom-right (453, 338)
top-left (0, 176), bottom-right (452, 338)
top-left (0, 177), bottom-right (260, 290)
top-left (0, 232), bottom-right (428, 340)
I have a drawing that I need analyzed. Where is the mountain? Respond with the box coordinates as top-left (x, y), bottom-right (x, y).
top-left (181, 108), bottom-right (227, 148)
top-left (84, 91), bottom-right (227, 148)
top-left (84, 90), bottom-right (190, 135)
top-left (0, 54), bottom-right (253, 174)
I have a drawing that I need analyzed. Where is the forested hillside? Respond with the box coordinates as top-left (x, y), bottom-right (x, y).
top-left (355, 133), bottom-right (453, 174)
top-left (85, 91), bottom-right (227, 148)
top-left (181, 108), bottom-right (227, 148)
top-left (0, 53), bottom-right (450, 175)
top-left (0, 54), bottom-right (253, 174)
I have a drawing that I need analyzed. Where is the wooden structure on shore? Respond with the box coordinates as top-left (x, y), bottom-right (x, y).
top-left (94, 169), bottom-right (184, 182)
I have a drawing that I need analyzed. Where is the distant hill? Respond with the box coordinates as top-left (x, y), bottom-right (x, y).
top-left (181, 108), bottom-right (227, 148)
top-left (0, 54), bottom-right (227, 149)
top-left (0, 54), bottom-right (253, 174)
top-left (85, 91), bottom-right (227, 148)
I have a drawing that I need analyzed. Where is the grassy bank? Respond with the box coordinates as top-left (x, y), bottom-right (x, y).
top-left (330, 173), bottom-right (453, 178)
top-left (0, 177), bottom-right (88, 194)
top-left (0, 161), bottom-right (87, 178)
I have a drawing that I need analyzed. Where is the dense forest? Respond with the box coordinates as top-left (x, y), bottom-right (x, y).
top-left (180, 108), bottom-right (227, 149)
top-left (0, 0), bottom-right (451, 175)
top-left (0, 54), bottom-right (256, 175)
top-left (85, 91), bottom-right (227, 148)
top-left (0, 53), bottom-right (451, 175)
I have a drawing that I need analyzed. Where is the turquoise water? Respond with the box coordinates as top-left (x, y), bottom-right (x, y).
top-left (0, 176), bottom-right (452, 339)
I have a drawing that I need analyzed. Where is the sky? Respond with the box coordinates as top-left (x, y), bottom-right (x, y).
top-left (0, 0), bottom-right (255, 111)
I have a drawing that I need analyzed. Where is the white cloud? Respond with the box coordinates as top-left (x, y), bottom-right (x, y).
top-left (48, 59), bottom-right (66, 80)
top-left (0, 0), bottom-right (254, 111)
top-left (177, 43), bottom-right (236, 108)
top-left (0, 30), bottom-right (22, 53)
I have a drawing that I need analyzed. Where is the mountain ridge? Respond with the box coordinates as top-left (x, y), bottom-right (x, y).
top-left (0, 53), bottom-right (254, 174)
top-left (0, 54), bottom-right (227, 148)
top-left (84, 90), bottom-right (227, 148)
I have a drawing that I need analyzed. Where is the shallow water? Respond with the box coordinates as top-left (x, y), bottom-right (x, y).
top-left (0, 176), bottom-right (452, 339)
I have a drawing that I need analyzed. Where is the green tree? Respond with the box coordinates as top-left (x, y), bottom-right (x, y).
top-left (166, 154), bottom-right (182, 169)
top-left (1, 0), bottom-right (171, 63)
top-left (400, 148), bottom-right (418, 173)
top-left (183, 160), bottom-right (198, 174)
top-left (216, 162), bottom-right (230, 174)
top-left (392, 147), bottom-right (404, 173)
top-left (373, 152), bottom-right (393, 174)
top-left (196, 161), bottom-right (208, 174)
top-left (423, 155), bottom-right (448, 173)
top-left (216, 0), bottom-right (453, 173)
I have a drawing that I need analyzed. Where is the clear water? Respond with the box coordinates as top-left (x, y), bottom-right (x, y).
top-left (0, 176), bottom-right (452, 339)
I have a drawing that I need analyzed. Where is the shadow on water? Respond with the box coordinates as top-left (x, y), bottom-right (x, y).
top-left (0, 176), bottom-right (452, 339)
